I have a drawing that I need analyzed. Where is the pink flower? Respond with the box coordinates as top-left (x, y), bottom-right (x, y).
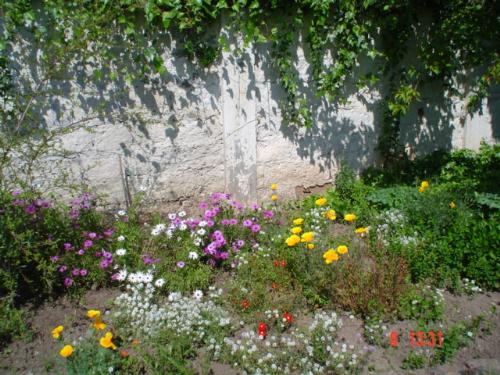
top-left (59, 265), bottom-right (67, 273)
top-left (79, 269), bottom-right (88, 276)
top-left (77, 249), bottom-right (85, 255)
top-left (71, 268), bottom-right (80, 276)
top-left (263, 210), bottom-right (274, 219)
top-left (50, 255), bottom-right (59, 262)
top-left (88, 232), bottom-right (97, 239)
top-left (251, 224), bottom-right (261, 233)
top-left (99, 259), bottom-right (111, 269)
top-left (250, 203), bottom-right (259, 211)
top-left (11, 190), bottom-right (21, 196)
top-left (64, 278), bottom-right (73, 287)
top-left (24, 205), bottom-right (36, 215)
top-left (103, 229), bottom-right (114, 237)
top-left (63, 243), bottom-right (73, 251)
top-left (177, 261), bottom-right (185, 268)
top-left (243, 219), bottom-right (253, 227)
top-left (83, 240), bottom-right (93, 248)
top-left (199, 202), bottom-right (208, 210)
top-left (206, 220), bottom-right (215, 227)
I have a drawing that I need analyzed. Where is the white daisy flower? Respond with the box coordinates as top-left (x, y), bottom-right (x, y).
top-left (188, 251), bottom-right (199, 260)
top-left (117, 210), bottom-right (126, 216)
top-left (197, 228), bottom-right (206, 236)
top-left (193, 290), bottom-right (203, 300)
top-left (117, 235), bottom-right (125, 242)
top-left (168, 213), bottom-right (176, 220)
top-left (178, 211), bottom-right (186, 217)
top-left (116, 248), bottom-right (126, 256)
top-left (154, 278), bottom-right (165, 288)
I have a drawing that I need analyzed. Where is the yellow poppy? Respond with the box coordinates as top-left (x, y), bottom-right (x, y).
top-left (87, 310), bottom-right (101, 319)
top-left (315, 197), bottom-right (327, 206)
top-left (292, 218), bottom-right (304, 226)
top-left (307, 243), bottom-right (315, 250)
top-left (354, 227), bottom-right (368, 234)
top-left (323, 249), bottom-right (339, 264)
top-left (300, 232), bottom-right (314, 243)
top-left (100, 332), bottom-right (117, 350)
top-left (449, 201), bottom-right (456, 209)
top-left (419, 180), bottom-right (429, 193)
top-left (291, 226), bottom-right (302, 234)
top-left (324, 209), bottom-right (336, 220)
top-left (344, 213), bottom-right (356, 222)
top-left (271, 183), bottom-right (278, 190)
top-left (285, 235), bottom-right (301, 247)
top-left (93, 319), bottom-right (106, 330)
top-left (51, 325), bottom-right (64, 339)
top-left (337, 245), bottom-right (348, 254)
top-left (271, 194), bottom-right (278, 201)
top-left (59, 345), bottom-right (73, 358)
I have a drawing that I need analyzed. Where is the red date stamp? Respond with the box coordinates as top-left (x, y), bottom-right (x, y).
top-left (389, 330), bottom-right (443, 348)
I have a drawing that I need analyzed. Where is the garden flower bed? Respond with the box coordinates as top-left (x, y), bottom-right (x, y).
top-left (1, 145), bottom-right (499, 374)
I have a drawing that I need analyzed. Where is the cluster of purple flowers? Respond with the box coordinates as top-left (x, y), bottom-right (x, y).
top-left (203, 230), bottom-right (229, 261)
top-left (69, 193), bottom-right (93, 220)
top-left (51, 226), bottom-right (116, 287)
top-left (10, 190), bottom-right (52, 215)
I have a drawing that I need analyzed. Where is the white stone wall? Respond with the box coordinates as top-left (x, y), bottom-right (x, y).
top-left (9, 28), bottom-right (499, 209)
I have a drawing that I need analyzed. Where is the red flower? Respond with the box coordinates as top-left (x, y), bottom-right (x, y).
top-left (271, 282), bottom-right (278, 290)
top-left (283, 312), bottom-right (293, 324)
top-left (241, 299), bottom-right (250, 309)
top-left (258, 322), bottom-right (267, 337)
top-left (280, 260), bottom-right (286, 267)
top-left (274, 260), bottom-right (280, 267)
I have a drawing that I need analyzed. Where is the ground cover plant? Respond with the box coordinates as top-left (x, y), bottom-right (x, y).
top-left (1, 144), bottom-right (499, 374)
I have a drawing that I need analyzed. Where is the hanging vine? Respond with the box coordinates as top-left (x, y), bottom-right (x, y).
top-left (0, 0), bottom-right (498, 167)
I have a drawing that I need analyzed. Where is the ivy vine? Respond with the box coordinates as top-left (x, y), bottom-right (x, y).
top-left (0, 0), bottom-right (499, 167)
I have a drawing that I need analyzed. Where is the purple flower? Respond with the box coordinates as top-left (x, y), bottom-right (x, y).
top-left (204, 210), bottom-right (215, 219)
top-left (71, 268), bottom-right (80, 276)
top-left (11, 190), bottom-right (21, 197)
top-left (176, 261), bottom-right (185, 268)
top-left (219, 252), bottom-right (229, 260)
top-left (251, 224), bottom-right (261, 233)
top-left (221, 219), bottom-right (230, 225)
top-left (263, 210), bottom-right (274, 219)
top-left (207, 259), bottom-right (217, 267)
top-left (237, 239), bottom-right (245, 248)
top-left (199, 202), bottom-right (208, 210)
top-left (99, 259), bottom-right (111, 269)
top-left (250, 203), bottom-right (259, 211)
top-left (83, 240), bottom-right (93, 248)
top-left (64, 278), bottom-right (73, 287)
top-left (111, 273), bottom-right (120, 281)
top-left (24, 205), bottom-right (36, 215)
top-left (212, 230), bottom-right (223, 239)
top-left (50, 255), bottom-right (59, 262)
top-left (12, 199), bottom-right (25, 206)
top-left (80, 269), bottom-right (88, 276)
top-left (77, 249), bottom-right (85, 255)
top-left (103, 229), bottom-right (114, 237)
top-left (63, 243), bottom-right (72, 251)
top-left (243, 219), bottom-right (253, 228)
top-left (142, 255), bottom-right (153, 265)
top-left (102, 250), bottom-right (112, 259)
top-left (229, 218), bottom-right (238, 225)
top-left (88, 232), bottom-right (97, 239)
top-left (59, 265), bottom-right (67, 273)
top-left (206, 220), bottom-right (215, 227)
top-left (69, 208), bottom-right (79, 219)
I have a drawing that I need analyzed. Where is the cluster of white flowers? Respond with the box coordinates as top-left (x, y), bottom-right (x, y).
top-left (191, 220), bottom-right (208, 247)
top-left (113, 281), bottom-right (167, 337)
top-left (363, 316), bottom-right (389, 346)
top-left (219, 310), bottom-right (361, 375)
top-left (462, 278), bottom-right (483, 295)
top-left (150, 211), bottom-right (191, 237)
top-left (304, 207), bottom-right (326, 232)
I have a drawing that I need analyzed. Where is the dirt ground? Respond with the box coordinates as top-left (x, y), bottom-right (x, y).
top-left (1, 289), bottom-right (498, 375)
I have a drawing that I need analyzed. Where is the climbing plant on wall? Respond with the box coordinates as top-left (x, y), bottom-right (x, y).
top-left (0, 0), bottom-right (499, 174)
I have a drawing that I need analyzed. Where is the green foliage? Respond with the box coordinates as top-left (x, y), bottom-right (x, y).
top-left (397, 286), bottom-right (444, 324)
top-left (0, 299), bottom-right (30, 348)
top-left (402, 351), bottom-right (426, 370)
top-left (64, 339), bottom-right (123, 375)
top-left (431, 315), bottom-right (484, 365)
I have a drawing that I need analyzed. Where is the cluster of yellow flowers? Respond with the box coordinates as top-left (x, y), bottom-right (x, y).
top-left (323, 245), bottom-right (348, 264)
top-left (418, 180), bottom-right (429, 193)
top-left (87, 309), bottom-right (106, 330)
top-left (271, 183), bottom-right (278, 201)
top-left (54, 309), bottom-right (117, 359)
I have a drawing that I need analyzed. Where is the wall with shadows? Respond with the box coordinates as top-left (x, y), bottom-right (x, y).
top-left (9, 23), bottom-right (499, 209)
